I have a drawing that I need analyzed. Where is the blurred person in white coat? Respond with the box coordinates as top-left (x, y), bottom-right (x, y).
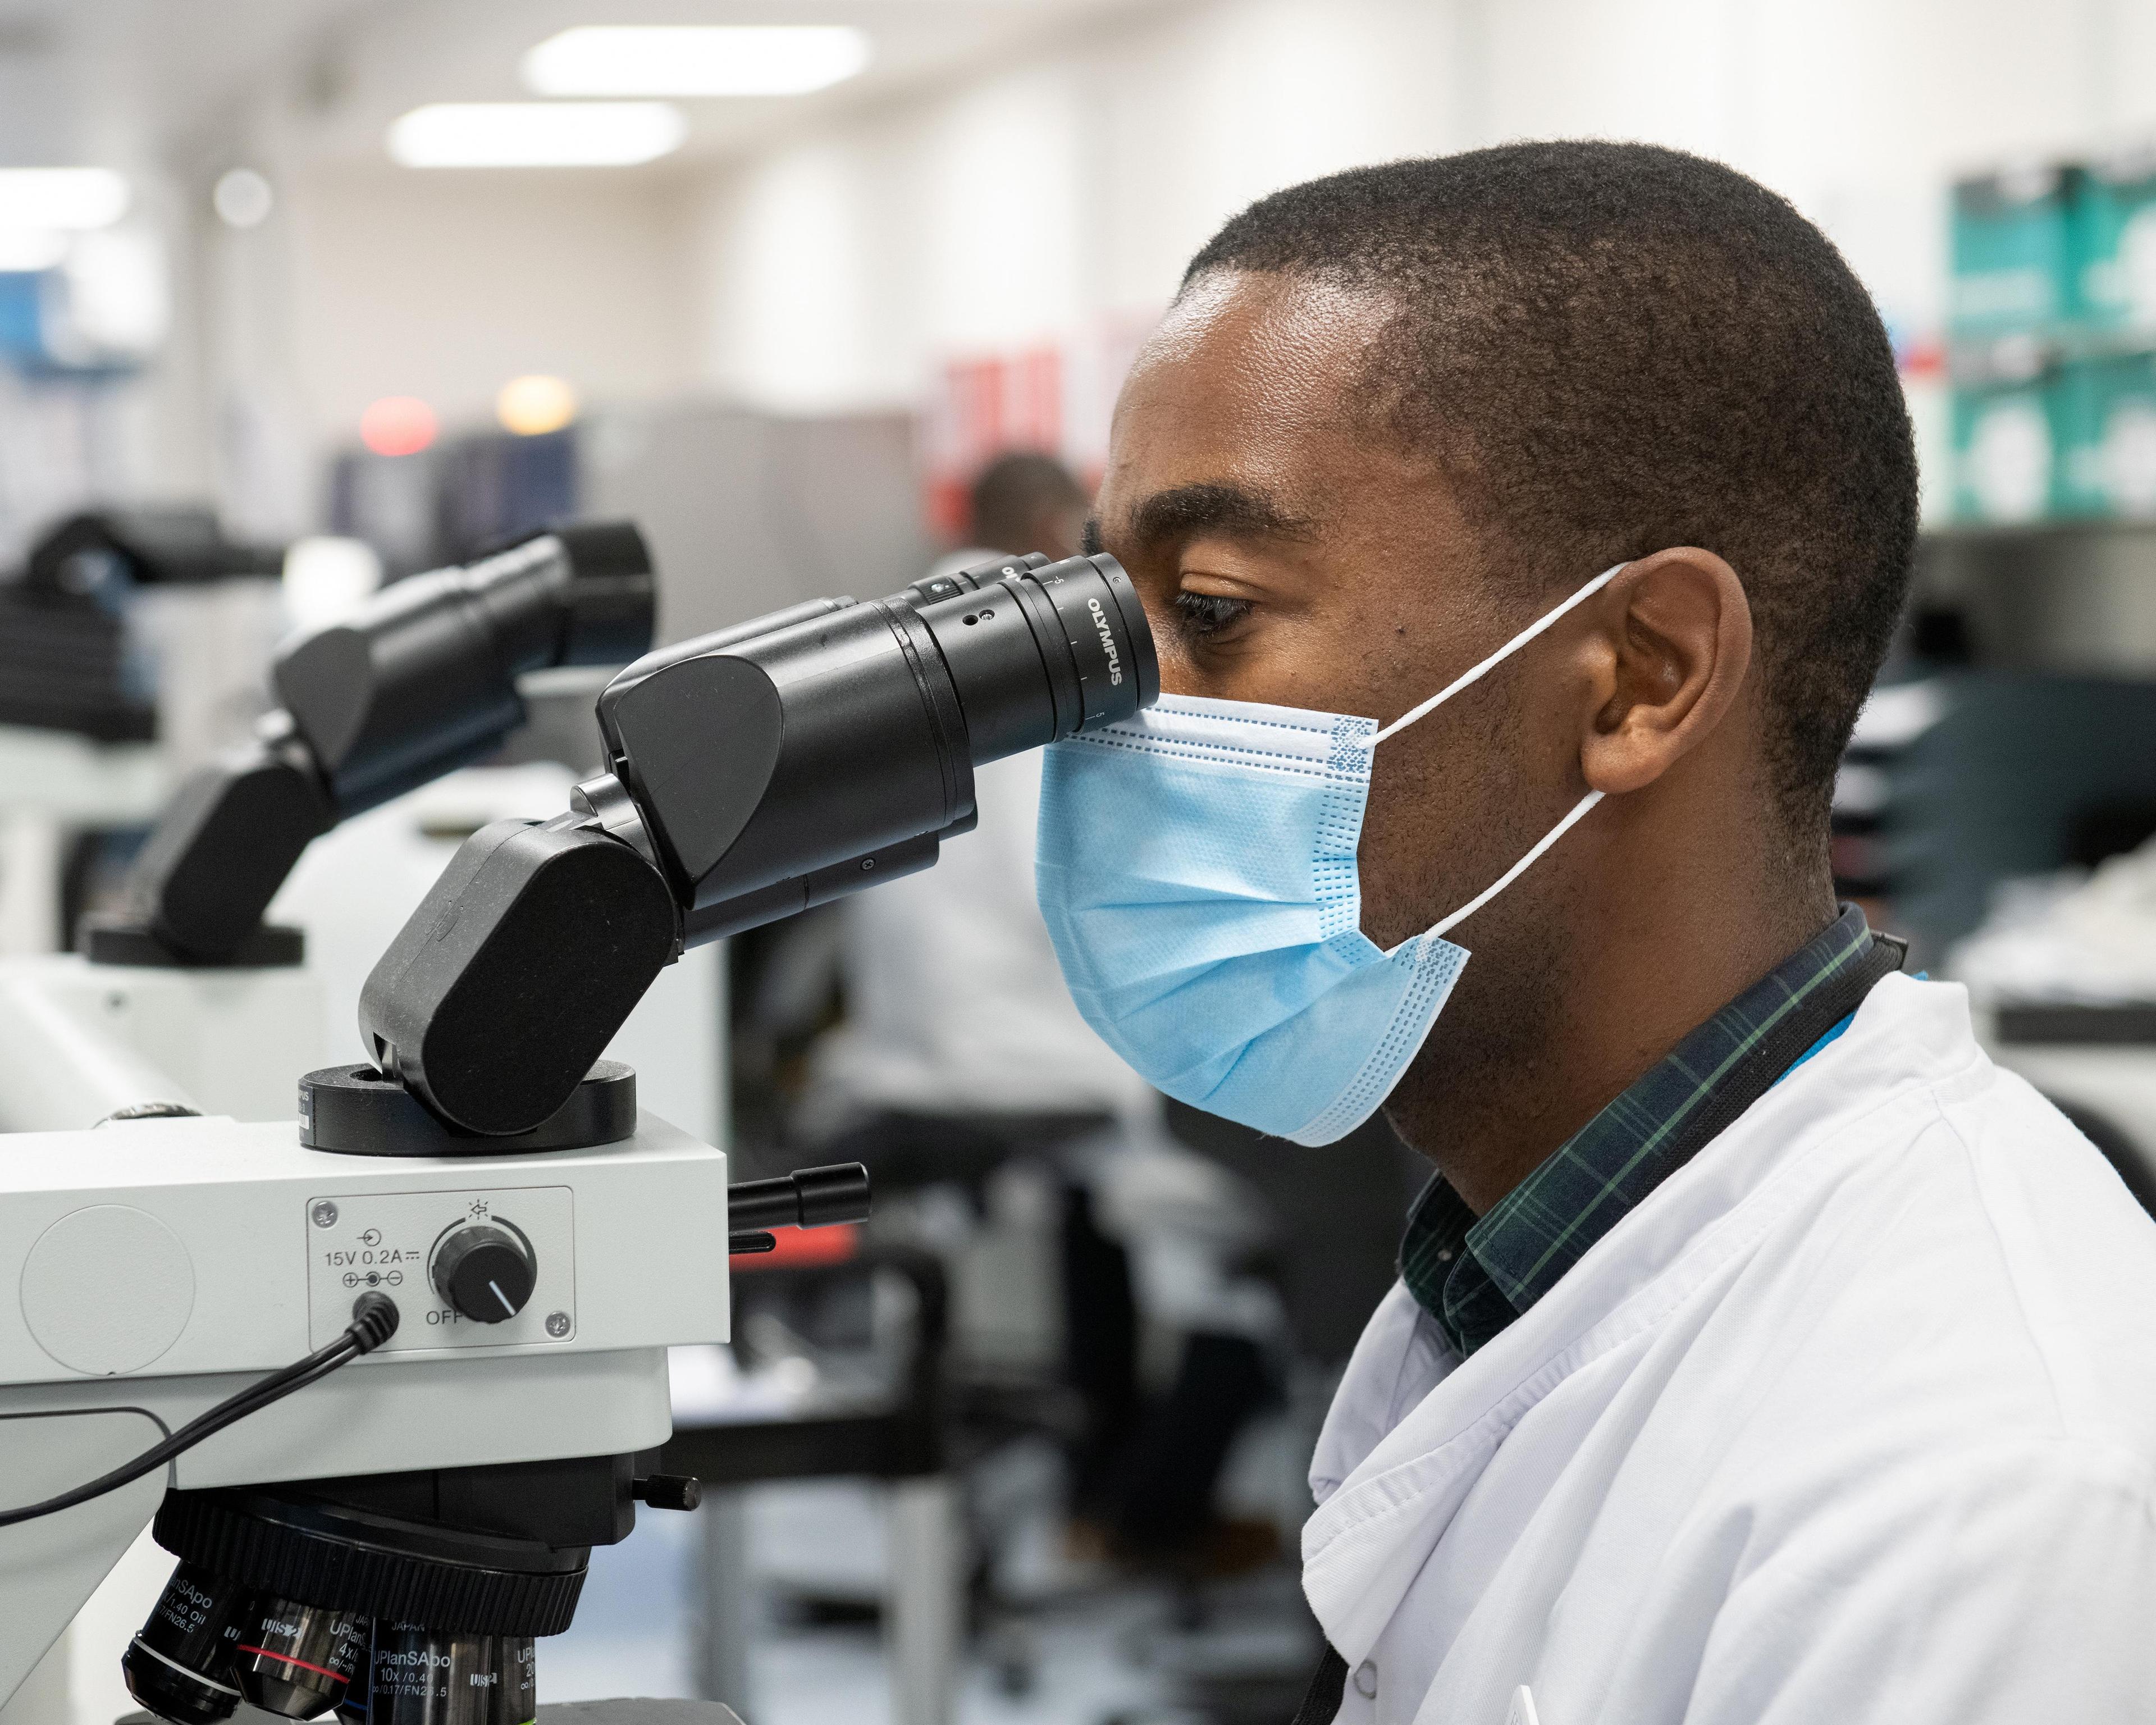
top-left (811, 453), bottom-right (1284, 1557)
top-left (1041, 143), bottom-right (2156, 1722)
top-left (810, 451), bottom-right (1144, 1144)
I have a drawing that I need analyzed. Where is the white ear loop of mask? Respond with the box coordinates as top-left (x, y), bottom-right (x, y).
top-left (1361, 562), bottom-right (1627, 942)
top-left (1367, 562), bottom-right (1626, 746)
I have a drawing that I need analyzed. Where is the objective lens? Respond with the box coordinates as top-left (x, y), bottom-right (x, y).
top-left (234, 1595), bottom-right (369, 1719)
top-left (501, 1638), bottom-right (536, 1725)
top-left (369, 1626), bottom-right (536, 1725)
top-left (336, 1621), bottom-right (373, 1725)
top-left (122, 1563), bottom-right (249, 1725)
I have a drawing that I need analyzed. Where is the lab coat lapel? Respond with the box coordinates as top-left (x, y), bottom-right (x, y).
top-left (1300, 975), bottom-right (1978, 1665)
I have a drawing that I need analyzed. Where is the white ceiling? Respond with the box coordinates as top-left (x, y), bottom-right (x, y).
top-left (0, 0), bottom-right (1154, 179)
top-left (0, 1), bottom-right (369, 167)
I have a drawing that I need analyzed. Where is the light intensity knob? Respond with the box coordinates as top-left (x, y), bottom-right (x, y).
top-left (430, 1221), bottom-right (536, 1323)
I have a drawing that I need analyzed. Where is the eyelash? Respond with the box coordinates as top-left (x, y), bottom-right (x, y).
top-left (1173, 591), bottom-right (1254, 639)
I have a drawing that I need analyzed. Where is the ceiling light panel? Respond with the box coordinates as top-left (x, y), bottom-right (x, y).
top-left (0, 169), bottom-right (130, 231)
top-left (0, 230), bottom-right (65, 272)
top-left (523, 26), bottom-right (871, 97)
top-left (387, 103), bottom-right (686, 168)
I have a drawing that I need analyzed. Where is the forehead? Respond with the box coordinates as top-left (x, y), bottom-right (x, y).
top-left (1102, 271), bottom-right (1421, 526)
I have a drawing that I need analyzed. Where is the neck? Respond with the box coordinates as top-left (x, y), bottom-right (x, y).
top-left (1382, 814), bottom-right (1838, 1216)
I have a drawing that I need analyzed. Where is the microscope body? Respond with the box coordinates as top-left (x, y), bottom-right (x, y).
top-left (0, 536), bottom-right (1158, 1725)
top-left (0, 1104), bottom-right (724, 1713)
top-left (0, 520), bottom-right (678, 1722)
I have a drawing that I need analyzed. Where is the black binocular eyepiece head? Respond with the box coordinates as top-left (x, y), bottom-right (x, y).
top-left (355, 550), bottom-right (1159, 1142)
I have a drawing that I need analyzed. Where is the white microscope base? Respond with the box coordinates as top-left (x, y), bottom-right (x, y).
top-left (0, 956), bottom-right (324, 1131)
top-left (0, 1108), bottom-right (732, 1715)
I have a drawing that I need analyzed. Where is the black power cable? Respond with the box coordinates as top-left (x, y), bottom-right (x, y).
top-left (0, 1293), bottom-right (400, 1528)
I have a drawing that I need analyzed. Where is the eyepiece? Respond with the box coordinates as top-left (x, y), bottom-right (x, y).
top-left (591, 549), bottom-right (1158, 927)
top-left (906, 553), bottom-right (1156, 759)
top-left (1018, 551), bottom-right (1159, 730)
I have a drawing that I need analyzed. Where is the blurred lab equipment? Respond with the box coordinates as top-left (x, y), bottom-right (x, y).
top-left (1951, 833), bottom-right (2156, 1215)
top-left (0, 508), bottom-right (286, 957)
top-left (332, 427), bottom-right (577, 581)
top-left (664, 1231), bottom-right (957, 1724)
top-left (582, 401), bottom-right (931, 646)
top-left (90, 521), bottom-right (652, 969)
top-left (1949, 154), bottom-right (2156, 524)
top-left (1828, 667), bottom-right (2156, 964)
top-left (0, 506), bottom-right (284, 743)
top-left (0, 222), bottom-right (168, 377)
top-left (1867, 513), bottom-right (2156, 1219)
top-left (334, 399), bottom-right (930, 627)
top-left (1954, 834), bottom-right (2156, 1016)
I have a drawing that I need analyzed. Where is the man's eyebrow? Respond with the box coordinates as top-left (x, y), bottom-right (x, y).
top-left (1121, 482), bottom-right (1314, 549)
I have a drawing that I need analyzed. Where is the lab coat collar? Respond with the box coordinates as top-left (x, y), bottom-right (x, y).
top-left (1301, 974), bottom-right (1987, 1663)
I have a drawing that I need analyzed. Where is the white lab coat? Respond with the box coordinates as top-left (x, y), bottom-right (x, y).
top-left (1306, 974), bottom-right (2156, 1724)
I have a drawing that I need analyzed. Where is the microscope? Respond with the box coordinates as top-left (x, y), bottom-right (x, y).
top-left (87, 518), bottom-right (655, 971)
top-left (0, 522), bottom-right (661, 1136)
top-left (0, 544), bottom-right (1157, 1724)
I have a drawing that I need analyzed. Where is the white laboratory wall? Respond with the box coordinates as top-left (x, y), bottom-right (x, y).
top-left (284, 163), bottom-right (698, 445)
top-left (175, 155), bottom-right (702, 536)
top-left (684, 0), bottom-right (2156, 418)
top-left (156, 0), bottom-right (2156, 526)
top-left (689, 0), bottom-right (1469, 414)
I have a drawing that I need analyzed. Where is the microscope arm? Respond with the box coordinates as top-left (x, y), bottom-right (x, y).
top-left (91, 523), bottom-right (655, 967)
top-left (357, 551), bottom-right (1159, 1139)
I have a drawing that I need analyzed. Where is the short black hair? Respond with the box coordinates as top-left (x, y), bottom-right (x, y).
top-left (969, 450), bottom-right (1086, 555)
top-left (1184, 142), bottom-right (1917, 842)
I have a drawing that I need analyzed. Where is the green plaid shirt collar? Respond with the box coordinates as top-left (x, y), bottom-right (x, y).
top-left (1399, 904), bottom-right (1874, 1359)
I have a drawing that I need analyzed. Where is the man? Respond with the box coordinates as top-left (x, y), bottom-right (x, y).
top-left (1043, 144), bottom-right (2156, 1719)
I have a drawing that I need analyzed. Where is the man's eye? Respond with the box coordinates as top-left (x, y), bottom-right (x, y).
top-left (1173, 591), bottom-right (1254, 638)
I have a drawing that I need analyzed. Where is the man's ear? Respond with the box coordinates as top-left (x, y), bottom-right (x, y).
top-left (1575, 547), bottom-right (1752, 797)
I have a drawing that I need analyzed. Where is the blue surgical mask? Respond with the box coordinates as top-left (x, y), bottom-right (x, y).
top-left (1034, 565), bottom-right (1621, 1145)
